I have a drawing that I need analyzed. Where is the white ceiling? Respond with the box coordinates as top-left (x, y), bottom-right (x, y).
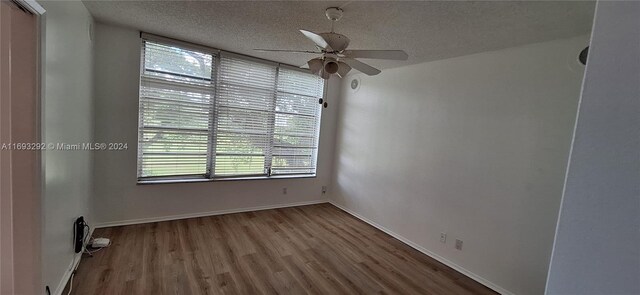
top-left (83, 1), bottom-right (595, 69)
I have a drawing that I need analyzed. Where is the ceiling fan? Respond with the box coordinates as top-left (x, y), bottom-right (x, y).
top-left (255, 7), bottom-right (409, 80)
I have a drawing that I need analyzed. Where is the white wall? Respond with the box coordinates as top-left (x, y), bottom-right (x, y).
top-left (330, 36), bottom-right (590, 295)
top-left (545, 2), bottom-right (640, 294)
top-left (91, 23), bottom-right (339, 226)
top-left (40, 0), bottom-right (94, 293)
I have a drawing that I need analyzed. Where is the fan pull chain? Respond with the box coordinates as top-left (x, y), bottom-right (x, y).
top-left (319, 97), bottom-right (328, 108)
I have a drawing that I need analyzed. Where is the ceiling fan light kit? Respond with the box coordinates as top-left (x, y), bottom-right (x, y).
top-left (324, 59), bottom-right (340, 74)
top-left (307, 58), bottom-right (323, 74)
top-left (337, 62), bottom-right (351, 78)
top-left (255, 7), bottom-right (409, 80)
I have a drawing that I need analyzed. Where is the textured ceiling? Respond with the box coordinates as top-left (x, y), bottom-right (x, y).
top-left (83, 0), bottom-right (595, 69)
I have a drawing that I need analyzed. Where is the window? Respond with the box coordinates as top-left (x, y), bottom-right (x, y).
top-left (137, 34), bottom-right (324, 182)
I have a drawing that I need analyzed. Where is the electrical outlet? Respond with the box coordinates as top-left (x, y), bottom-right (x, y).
top-left (322, 186), bottom-right (327, 194)
top-left (440, 233), bottom-right (447, 243)
top-left (282, 187), bottom-right (287, 194)
top-left (455, 239), bottom-right (463, 250)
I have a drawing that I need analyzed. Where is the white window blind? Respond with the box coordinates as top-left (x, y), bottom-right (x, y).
top-left (137, 35), bottom-right (325, 181)
top-left (138, 40), bottom-right (215, 178)
top-left (272, 67), bottom-right (324, 175)
top-left (214, 54), bottom-right (277, 177)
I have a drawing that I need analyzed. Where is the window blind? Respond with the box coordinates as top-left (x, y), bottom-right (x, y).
top-left (213, 54), bottom-right (277, 177)
top-left (137, 41), bottom-right (215, 178)
top-left (271, 67), bottom-right (324, 175)
top-left (137, 35), bottom-right (325, 181)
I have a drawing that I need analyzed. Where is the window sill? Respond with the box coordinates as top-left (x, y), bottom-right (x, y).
top-left (137, 174), bottom-right (316, 185)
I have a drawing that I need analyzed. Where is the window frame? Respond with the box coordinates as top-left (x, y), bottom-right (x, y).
top-left (136, 33), bottom-right (326, 184)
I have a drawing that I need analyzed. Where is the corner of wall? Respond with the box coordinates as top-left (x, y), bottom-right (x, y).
top-left (40, 0), bottom-right (97, 293)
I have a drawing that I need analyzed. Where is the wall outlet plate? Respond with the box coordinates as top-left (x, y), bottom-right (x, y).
top-left (455, 239), bottom-right (463, 250)
top-left (440, 233), bottom-right (447, 243)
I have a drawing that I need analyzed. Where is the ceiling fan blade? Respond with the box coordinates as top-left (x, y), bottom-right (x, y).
top-left (343, 50), bottom-right (409, 60)
top-left (341, 58), bottom-right (381, 76)
top-left (299, 29), bottom-right (333, 51)
top-left (254, 49), bottom-right (320, 54)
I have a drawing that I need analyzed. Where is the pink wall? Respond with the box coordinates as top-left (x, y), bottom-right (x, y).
top-left (0, 3), bottom-right (14, 292)
top-left (0, 2), bottom-right (41, 294)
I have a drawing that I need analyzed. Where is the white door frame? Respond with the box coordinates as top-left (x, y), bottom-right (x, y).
top-left (16, 0), bottom-right (44, 15)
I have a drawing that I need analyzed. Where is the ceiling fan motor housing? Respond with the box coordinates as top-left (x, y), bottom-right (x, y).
top-left (319, 33), bottom-right (350, 52)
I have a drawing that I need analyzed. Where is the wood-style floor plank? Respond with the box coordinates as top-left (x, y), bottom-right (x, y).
top-left (71, 204), bottom-right (497, 295)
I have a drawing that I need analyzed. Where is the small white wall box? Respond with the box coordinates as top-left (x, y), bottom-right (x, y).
top-left (90, 238), bottom-right (110, 248)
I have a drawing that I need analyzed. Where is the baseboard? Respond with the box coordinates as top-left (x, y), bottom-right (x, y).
top-left (94, 199), bottom-right (329, 228)
top-left (328, 201), bottom-right (515, 295)
top-left (53, 227), bottom-right (94, 295)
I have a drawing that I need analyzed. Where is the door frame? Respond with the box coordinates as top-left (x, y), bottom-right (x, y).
top-left (15, 0), bottom-right (45, 15)
top-left (0, 1), bottom-right (45, 294)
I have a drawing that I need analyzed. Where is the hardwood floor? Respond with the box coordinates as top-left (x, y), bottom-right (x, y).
top-left (71, 204), bottom-right (497, 294)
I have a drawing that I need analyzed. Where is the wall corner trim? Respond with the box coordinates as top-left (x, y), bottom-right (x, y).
top-left (94, 199), bottom-right (329, 228)
top-left (328, 201), bottom-right (515, 295)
